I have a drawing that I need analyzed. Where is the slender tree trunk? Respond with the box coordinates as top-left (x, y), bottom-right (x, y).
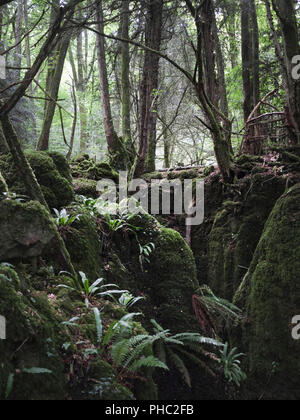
top-left (135, 0), bottom-right (163, 176)
top-left (241, 0), bottom-right (261, 154)
top-left (14, 0), bottom-right (23, 80)
top-left (185, 0), bottom-right (233, 181)
top-left (77, 27), bottom-right (88, 154)
top-left (120, 0), bottom-right (135, 163)
top-left (96, 0), bottom-right (126, 168)
top-left (37, 34), bottom-right (71, 151)
top-left (67, 82), bottom-right (77, 160)
top-left (272, 0), bottom-right (300, 142)
top-left (241, 0), bottom-right (254, 121)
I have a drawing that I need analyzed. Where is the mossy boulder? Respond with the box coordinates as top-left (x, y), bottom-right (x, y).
top-left (107, 210), bottom-right (199, 333)
top-left (0, 200), bottom-right (56, 260)
top-left (71, 158), bottom-right (118, 183)
top-left (191, 174), bottom-right (224, 286)
top-left (209, 174), bottom-right (286, 299)
top-left (47, 151), bottom-right (73, 184)
top-left (62, 214), bottom-right (103, 280)
top-left (0, 276), bottom-right (68, 400)
top-left (73, 178), bottom-right (99, 199)
top-left (0, 152), bottom-right (74, 209)
top-left (233, 184), bottom-right (300, 400)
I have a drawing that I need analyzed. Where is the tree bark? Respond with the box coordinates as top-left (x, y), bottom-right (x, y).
top-left (120, 0), bottom-right (135, 164)
top-left (37, 34), bottom-right (71, 151)
top-left (272, 0), bottom-right (300, 143)
top-left (135, 0), bottom-right (163, 176)
top-left (95, 0), bottom-right (126, 169)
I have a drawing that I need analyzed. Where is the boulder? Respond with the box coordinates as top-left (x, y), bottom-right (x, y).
top-left (0, 151), bottom-right (74, 209)
top-left (233, 184), bottom-right (300, 400)
top-left (0, 200), bottom-right (56, 260)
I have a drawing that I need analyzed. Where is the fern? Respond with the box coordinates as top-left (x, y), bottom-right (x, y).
top-left (129, 356), bottom-right (168, 372)
top-left (168, 348), bottom-right (192, 388)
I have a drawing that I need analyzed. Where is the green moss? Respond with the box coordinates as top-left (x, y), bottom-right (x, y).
top-left (0, 278), bottom-right (68, 400)
top-left (233, 184), bottom-right (300, 400)
top-left (202, 165), bottom-right (215, 177)
top-left (191, 176), bottom-right (224, 288)
top-left (143, 172), bottom-right (163, 181)
top-left (47, 151), bottom-right (73, 184)
top-left (0, 265), bottom-right (21, 289)
top-left (205, 173), bottom-right (286, 299)
top-left (179, 169), bottom-right (199, 180)
top-left (71, 158), bottom-right (119, 183)
top-left (108, 211), bottom-right (199, 333)
top-left (235, 154), bottom-right (264, 166)
top-left (0, 152), bottom-right (74, 208)
top-left (0, 171), bottom-right (8, 194)
top-left (0, 200), bottom-right (56, 260)
top-left (63, 214), bottom-right (103, 280)
top-left (73, 178), bottom-right (99, 199)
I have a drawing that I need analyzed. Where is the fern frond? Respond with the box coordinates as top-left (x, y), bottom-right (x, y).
top-left (167, 348), bottom-right (192, 388)
top-left (175, 348), bottom-right (216, 378)
top-left (128, 356), bottom-right (169, 373)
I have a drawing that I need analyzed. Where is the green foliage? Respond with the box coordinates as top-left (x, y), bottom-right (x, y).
top-left (193, 285), bottom-right (242, 335)
top-left (150, 319), bottom-right (223, 388)
top-left (218, 343), bottom-right (246, 387)
top-left (118, 291), bottom-right (145, 310)
top-left (53, 208), bottom-right (81, 226)
top-left (58, 271), bottom-right (123, 308)
top-left (139, 242), bottom-right (155, 271)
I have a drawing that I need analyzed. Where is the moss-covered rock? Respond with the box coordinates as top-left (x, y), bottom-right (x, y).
top-left (212, 174), bottom-right (286, 299)
top-left (106, 211), bottom-right (199, 333)
top-left (0, 276), bottom-right (68, 400)
top-left (0, 200), bottom-right (56, 260)
top-left (233, 184), bottom-right (300, 400)
top-left (47, 151), bottom-right (73, 184)
top-left (0, 152), bottom-right (74, 209)
top-left (191, 174), bottom-right (224, 286)
top-left (71, 158), bottom-right (119, 183)
top-left (73, 178), bottom-right (99, 199)
top-left (62, 214), bottom-right (103, 280)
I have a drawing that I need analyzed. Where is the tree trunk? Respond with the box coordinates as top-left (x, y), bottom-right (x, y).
top-left (241, 0), bottom-right (261, 154)
top-left (120, 0), bottom-right (135, 163)
top-left (96, 0), bottom-right (127, 169)
top-left (185, 0), bottom-right (233, 181)
top-left (37, 34), bottom-right (71, 151)
top-left (135, 0), bottom-right (163, 176)
top-left (272, 0), bottom-right (300, 143)
top-left (14, 0), bottom-right (23, 80)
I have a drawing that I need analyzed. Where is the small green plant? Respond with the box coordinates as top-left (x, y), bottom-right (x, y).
top-left (139, 242), bottom-right (155, 271)
top-left (110, 319), bottom-right (223, 388)
top-left (1, 192), bottom-right (29, 203)
top-left (104, 212), bottom-right (142, 237)
top-left (118, 291), bottom-right (145, 309)
top-left (53, 208), bottom-right (81, 226)
top-left (193, 285), bottom-right (242, 335)
top-left (218, 343), bottom-right (247, 387)
top-left (75, 195), bottom-right (99, 217)
top-left (58, 271), bottom-right (126, 308)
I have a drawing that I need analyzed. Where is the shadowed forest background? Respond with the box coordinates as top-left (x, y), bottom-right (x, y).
top-left (0, 0), bottom-right (300, 401)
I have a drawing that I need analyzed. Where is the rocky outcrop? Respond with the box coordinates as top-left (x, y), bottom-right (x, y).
top-left (233, 184), bottom-right (300, 400)
top-left (0, 200), bottom-right (56, 260)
